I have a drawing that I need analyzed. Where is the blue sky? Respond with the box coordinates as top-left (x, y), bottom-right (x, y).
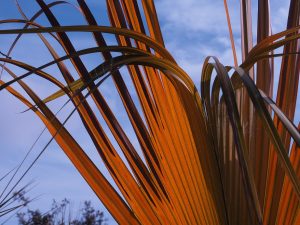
top-left (0, 0), bottom-right (298, 224)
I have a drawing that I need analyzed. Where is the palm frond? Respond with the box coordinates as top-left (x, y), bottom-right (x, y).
top-left (0, 1), bottom-right (299, 225)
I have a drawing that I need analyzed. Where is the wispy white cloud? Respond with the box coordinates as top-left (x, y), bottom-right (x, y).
top-left (156, 0), bottom-right (240, 34)
top-left (270, 2), bottom-right (290, 33)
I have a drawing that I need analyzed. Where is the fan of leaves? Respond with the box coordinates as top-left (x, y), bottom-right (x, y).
top-left (0, 0), bottom-right (299, 225)
top-left (0, 168), bottom-right (31, 220)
